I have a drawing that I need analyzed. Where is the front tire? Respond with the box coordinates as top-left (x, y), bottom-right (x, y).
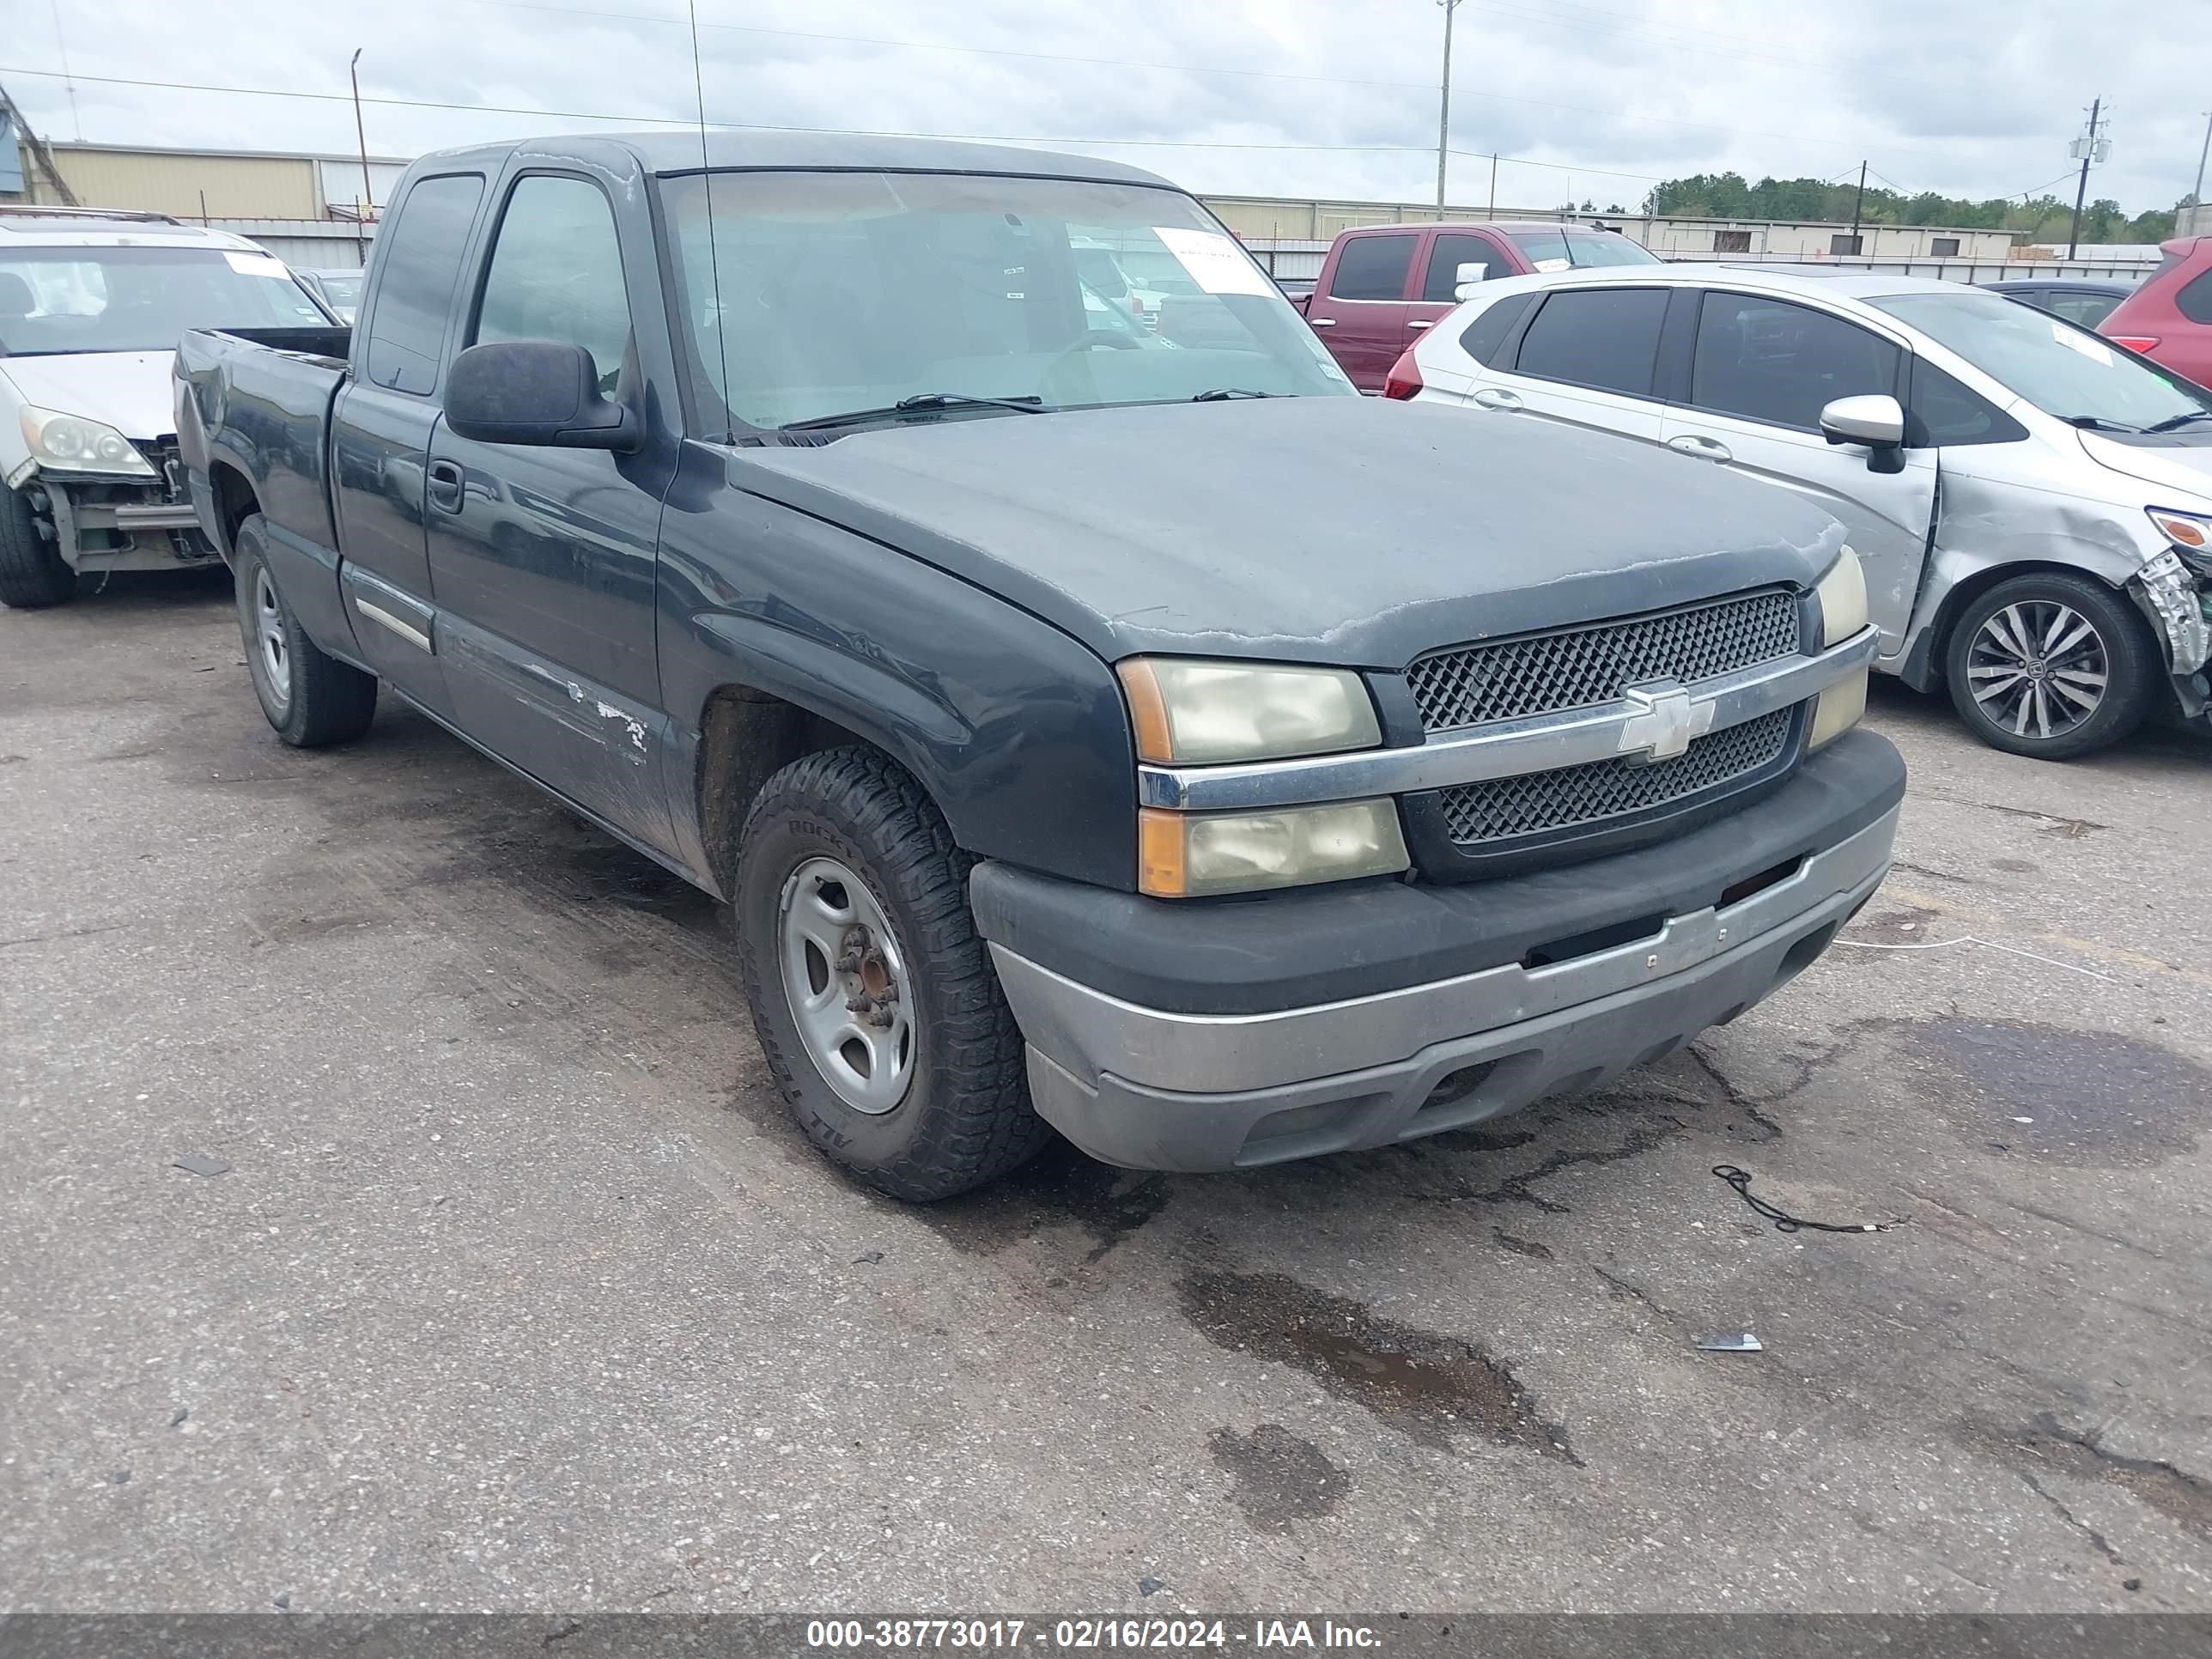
top-left (234, 514), bottom-right (378, 747)
top-left (734, 747), bottom-right (1050, 1201)
top-left (1943, 572), bottom-right (2158, 760)
top-left (0, 484), bottom-right (76, 610)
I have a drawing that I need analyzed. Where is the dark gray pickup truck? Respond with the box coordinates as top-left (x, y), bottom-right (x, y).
top-left (174, 131), bottom-right (1901, 1199)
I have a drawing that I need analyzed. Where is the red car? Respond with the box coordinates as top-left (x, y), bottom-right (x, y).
top-left (1299, 220), bottom-right (1659, 392)
top-left (2098, 235), bottom-right (2212, 387)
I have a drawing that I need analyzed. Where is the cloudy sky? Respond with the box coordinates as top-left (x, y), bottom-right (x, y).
top-left (7, 0), bottom-right (2209, 215)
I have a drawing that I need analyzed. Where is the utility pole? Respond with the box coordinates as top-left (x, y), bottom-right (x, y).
top-left (1434, 0), bottom-right (1461, 210)
top-left (1486, 152), bottom-right (1498, 218)
top-left (2067, 97), bottom-right (2107, 258)
top-left (1848, 161), bottom-right (1867, 254)
top-left (349, 49), bottom-right (375, 261)
top-left (2191, 108), bottom-right (2210, 220)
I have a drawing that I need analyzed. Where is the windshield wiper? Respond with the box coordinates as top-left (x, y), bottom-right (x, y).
top-left (2058, 414), bottom-right (2143, 433)
top-left (1190, 387), bottom-right (1275, 401)
top-left (781, 392), bottom-right (1046, 432)
top-left (2142, 410), bottom-right (2212, 433)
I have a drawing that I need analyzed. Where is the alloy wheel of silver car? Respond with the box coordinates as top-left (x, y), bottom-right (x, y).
top-left (1965, 599), bottom-right (2107, 742)
top-left (252, 564), bottom-right (292, 713)
top-left (777, 855), bottom-right (915, 1115)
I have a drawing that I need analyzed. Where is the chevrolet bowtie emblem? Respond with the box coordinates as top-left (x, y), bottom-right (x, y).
top-left (1617, 683), bottom-right (1714, 763)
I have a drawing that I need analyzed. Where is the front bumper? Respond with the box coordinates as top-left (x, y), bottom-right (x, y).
top-left (976, 731), bottom-right (1903, 1172)
top-left (23, 469), bottom-right (217, 572)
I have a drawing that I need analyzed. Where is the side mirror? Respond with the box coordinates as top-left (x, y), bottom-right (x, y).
top-left (1819, 392), bottom-right (1905, 448)
top-left (445, 341), bottom-right (639, 451)
top-left (1453, 260), bottom-right (1488, 301)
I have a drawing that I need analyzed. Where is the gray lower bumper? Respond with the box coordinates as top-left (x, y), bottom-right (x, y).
top-left (991, 806), bottom-right (1897, 1172)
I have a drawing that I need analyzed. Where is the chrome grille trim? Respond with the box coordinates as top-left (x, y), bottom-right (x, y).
top-left (1438, 708), bottom-right (1792, 846)
top-left (1134, 625), bottom-right (1875, 814)
top-left (1408, 591), bottom-right (1802, 733)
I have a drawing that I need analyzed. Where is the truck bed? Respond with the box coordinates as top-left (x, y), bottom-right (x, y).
top-left (174, 325), bottom-right (351, 556)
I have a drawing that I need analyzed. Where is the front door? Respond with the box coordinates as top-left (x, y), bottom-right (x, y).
top-left (1304, 231), bottom-right (1417, 392)
top-left (422, 170), bottom-right (675, 849)
top-left (1662, 289), bottom-right (1937, 653)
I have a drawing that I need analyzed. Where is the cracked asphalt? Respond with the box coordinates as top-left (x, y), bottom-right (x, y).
top-left (3, 570), bottom-right (2210, 1614)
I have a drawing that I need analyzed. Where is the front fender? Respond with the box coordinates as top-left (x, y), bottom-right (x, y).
top-left (655, 463), bottom-right (1139, 891)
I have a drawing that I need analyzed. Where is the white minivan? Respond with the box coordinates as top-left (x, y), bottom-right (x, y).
top-left (0, 206), bottom-right (333, 609)
top-left (1395, 264), bottom-right (2212, 760)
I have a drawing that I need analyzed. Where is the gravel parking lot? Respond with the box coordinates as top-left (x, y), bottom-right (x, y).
top-left (4, 571), bottom-right (2210, 1615)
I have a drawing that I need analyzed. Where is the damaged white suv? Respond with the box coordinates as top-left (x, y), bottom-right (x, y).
top-left (0, 207), bottom-right (332, 609)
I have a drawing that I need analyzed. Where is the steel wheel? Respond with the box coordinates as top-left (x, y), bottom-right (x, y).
top-left (776, 855), bottom-right (915, 1115)
top-left (1964, 599), bottom-right (2107, 743)
top-left (252, 564), bottom-right (292, 714)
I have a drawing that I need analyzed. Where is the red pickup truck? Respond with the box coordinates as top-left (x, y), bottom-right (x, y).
top-left (1297, 220), bottom-right (1660, 392)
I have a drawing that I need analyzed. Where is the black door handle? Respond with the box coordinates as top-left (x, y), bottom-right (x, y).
top-left (427, 459), bottom-right (464, 511)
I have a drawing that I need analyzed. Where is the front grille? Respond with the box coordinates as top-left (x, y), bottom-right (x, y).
top-left (1437, 708), bottom-right (1793, 848)
top-left (1407, 590), bottom-right (1802, 733)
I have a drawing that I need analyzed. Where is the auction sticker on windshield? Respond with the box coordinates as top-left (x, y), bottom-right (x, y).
top-left (222, 251), bottom-right (290, 279)
top-left (1152, 227), bottom-right (1275, 297)
top-left (2051, 319), bottom-right (2116, 365)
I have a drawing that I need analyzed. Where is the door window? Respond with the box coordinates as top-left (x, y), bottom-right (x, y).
top-left (473, 175), bottom-right (631, 394)
top-left (1327, 234), bottom-right (1416, 301)
top-left (1423, 234), bottom-right (1499, 302)
top-left (1905, 357), bottom-right (2027, 447)
top-left (1688, 292), bottom-right (1900, 431)
top-left (362, 173), bottom-right (486, 395)
top-left (1512, 288), bottom-right (1668, 397)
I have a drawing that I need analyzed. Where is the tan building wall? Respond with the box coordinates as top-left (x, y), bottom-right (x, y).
top-left (19, 144), bottom-right (321, 219)
top-left (1200, 194), bottom-right (2012, 262)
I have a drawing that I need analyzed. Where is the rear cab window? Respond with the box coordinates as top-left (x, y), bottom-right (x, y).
top-left (1328, 234), bottom-right (1416, 301)
top-left (1512, 287), bottom-right (1668, 396)
top-left (362, 172), bottom-right (488, 395)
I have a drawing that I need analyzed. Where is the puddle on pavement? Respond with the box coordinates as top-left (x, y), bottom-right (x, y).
top-left (1908, 1018), bottom-right (2205, 1168)
top-left (1177, 1267), bottom-right (1577, 1462)
top-left (1206, 1424), bottom-right (1348, 1532)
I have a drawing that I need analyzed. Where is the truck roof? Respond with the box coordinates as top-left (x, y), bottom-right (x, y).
top-left (409, 130), bottom-right (1181, 191)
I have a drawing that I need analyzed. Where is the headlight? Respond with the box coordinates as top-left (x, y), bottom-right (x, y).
top-left (1139, 799), bottom-right (1408, 898)
top-left (2148, 507), bottom-right (2212, 574)
top-left (1119, 657), bottom-right (1381, 764)
top-left (1811, 548), bottom-right (1869, 750)
top-left (18, 406), bottom-right (155, 477)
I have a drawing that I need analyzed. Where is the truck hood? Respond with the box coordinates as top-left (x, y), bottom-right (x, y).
top-left (2077, 429), bottom-right (2212, 509)
top-left (727, 396), bottom-right (1846, 666)
top-left (0, 351), bottom-right (176, 441)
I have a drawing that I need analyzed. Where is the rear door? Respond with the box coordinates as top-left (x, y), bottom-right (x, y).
top-left (1479, 284), bottom-right (1672, 448)
top-left (1662, 289), bottom-right (1936, 653)
top-left (329, 169), bottom-right (489, 717)
top-left (422, 165), bottom-right (678, 850)
top-left (1304, 231), bottom-right (1418, 392)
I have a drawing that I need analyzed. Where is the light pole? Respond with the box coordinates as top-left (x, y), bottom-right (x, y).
top-left (2191, 108), bottom-right (2210, 217)
top-left (1435, 0), bottom-right (1462, 210)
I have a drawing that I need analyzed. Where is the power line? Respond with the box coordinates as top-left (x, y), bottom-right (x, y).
top-left (0, 65), bottom-right (1447, 153)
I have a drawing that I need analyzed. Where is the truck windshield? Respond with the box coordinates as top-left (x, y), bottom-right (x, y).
top-left (0, 246), bottom-right (328, 356)
top-left (661, 170), bottom-right (1354, 431)
top-left (1504, 229), bottom-right (1660, 271)
top-left (1869, 289), bottom-right (2212, 432)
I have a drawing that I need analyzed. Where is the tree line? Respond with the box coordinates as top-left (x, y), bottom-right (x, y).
top-left (1628, 172), bottom-right (2190, 246)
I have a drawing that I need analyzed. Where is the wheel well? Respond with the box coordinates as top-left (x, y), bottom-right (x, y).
top-left (696, 684), bottom-right (876, 892)
top-left (209, 463), bottom-right (259, 558)
top-left (1923, 559), bottom-right (2151, 684)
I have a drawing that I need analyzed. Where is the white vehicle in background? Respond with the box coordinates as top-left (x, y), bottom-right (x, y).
top-left (1393, 264), bottom-right (2212, 760)
top-left (0, 206), bottom-right (334, 609)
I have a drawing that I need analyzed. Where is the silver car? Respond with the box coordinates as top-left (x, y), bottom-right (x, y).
top-left (1401, 264), bottom-right (2212, 759)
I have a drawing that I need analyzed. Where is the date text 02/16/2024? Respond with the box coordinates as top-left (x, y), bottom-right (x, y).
top-left (803, 1620), bottom-right (1384, 1650)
